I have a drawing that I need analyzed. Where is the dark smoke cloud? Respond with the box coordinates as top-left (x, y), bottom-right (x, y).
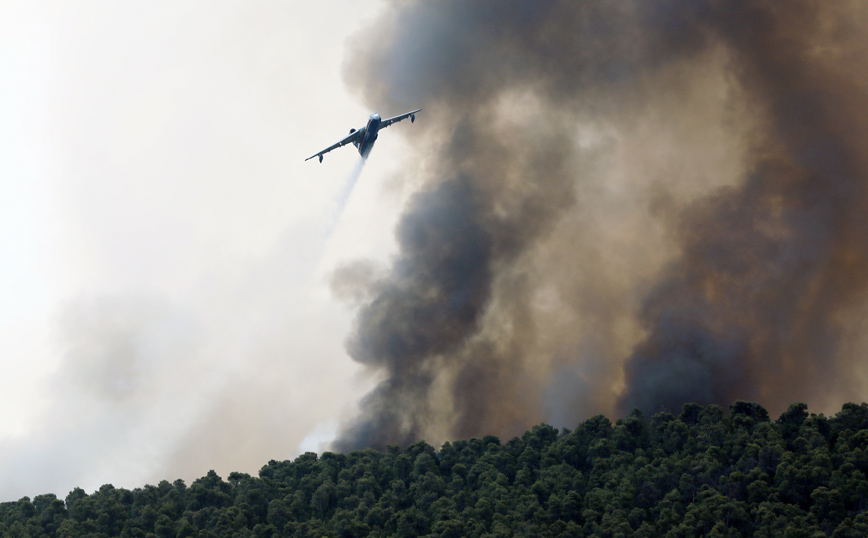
top-left (334, 0), bottom-right (868, 449)
top-left (618, 2), bottom-right (868, 414)
top-left (335, 177), bottom-right (493, 449)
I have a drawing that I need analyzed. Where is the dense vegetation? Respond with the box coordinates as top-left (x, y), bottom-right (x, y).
top-left (3, 402), bottom-right (868, 537)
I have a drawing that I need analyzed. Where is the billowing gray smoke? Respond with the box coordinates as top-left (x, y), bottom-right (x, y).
top-left (333, 1), bottom-right (868, 450)
top-left (617, 2), bottom-right (868, 414)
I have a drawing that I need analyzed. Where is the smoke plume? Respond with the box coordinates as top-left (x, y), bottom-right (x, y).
top-left (333, 1), bottom-right (868, 450)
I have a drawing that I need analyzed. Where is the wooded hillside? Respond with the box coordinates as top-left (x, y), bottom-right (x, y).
top-left (3, 402), bottom-right (868, 537)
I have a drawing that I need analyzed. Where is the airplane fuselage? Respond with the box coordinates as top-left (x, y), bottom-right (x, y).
top-left (353, 113), bottom-right (382, 157)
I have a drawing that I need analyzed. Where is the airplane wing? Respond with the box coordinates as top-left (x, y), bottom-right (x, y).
top-left (305, 130), bottom-right (361, 162)
top-left (378, 108), bottom-right (422, 130)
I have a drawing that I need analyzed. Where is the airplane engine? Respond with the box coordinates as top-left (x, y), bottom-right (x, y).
top-left (410, 114), bottom-right (415, 123)
top-left (349, 128), bottom-right (356, 134)
top-left (352, 127), bottom-right (365, 149)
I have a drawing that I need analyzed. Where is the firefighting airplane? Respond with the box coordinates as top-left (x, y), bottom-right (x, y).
top-left (305, 109), bottom-right (421, 163)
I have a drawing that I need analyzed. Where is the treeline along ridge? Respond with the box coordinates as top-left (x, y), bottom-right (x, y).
top-left (4, 402), bottom-right (868, 537)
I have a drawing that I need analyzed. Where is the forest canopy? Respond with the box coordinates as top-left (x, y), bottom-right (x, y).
top-left (3, 401), bottom-right (868, 537)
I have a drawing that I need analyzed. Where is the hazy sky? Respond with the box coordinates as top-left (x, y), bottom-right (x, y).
top-left (5, 0), bottom-right (868, 504)
top-left (0, 1), bottom-right (417, 500)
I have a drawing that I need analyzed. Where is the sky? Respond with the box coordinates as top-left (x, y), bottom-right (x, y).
top-left (0, 1), bottom-right (413, 500)
top-left (4, 0), bottom-right (868, 504)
